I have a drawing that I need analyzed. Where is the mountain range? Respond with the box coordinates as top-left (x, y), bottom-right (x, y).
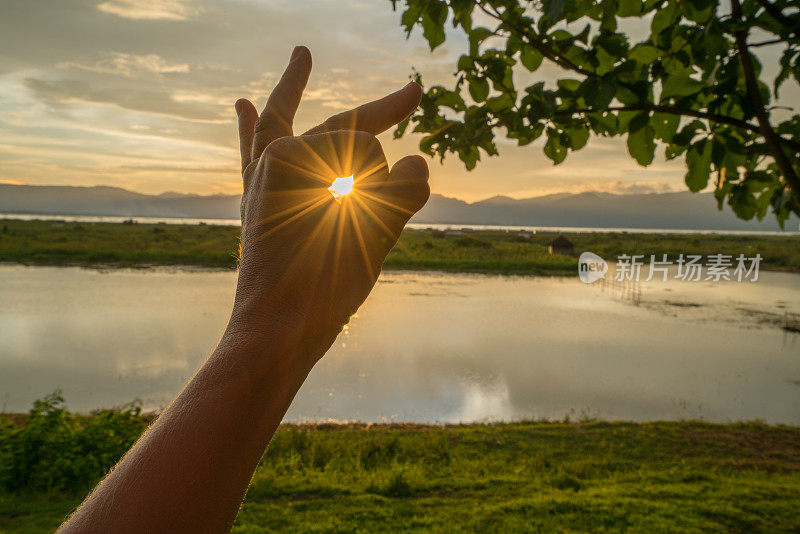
top-left (1, 183), bottom-right (797, 232)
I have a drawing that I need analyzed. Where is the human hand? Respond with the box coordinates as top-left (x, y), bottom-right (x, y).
top-left (228, 46), bottom-right (429, 364)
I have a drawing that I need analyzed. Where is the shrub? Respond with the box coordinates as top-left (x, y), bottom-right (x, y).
top-left (0, 392), bottom-right (148, 493)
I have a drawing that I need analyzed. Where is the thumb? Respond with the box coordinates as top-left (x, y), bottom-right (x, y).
top-left (235, 98), bottom-right (258, 175)
top-left (384, 155), bottom-right (430, 218)
top-left (366, 154), bottom-right (429, 241)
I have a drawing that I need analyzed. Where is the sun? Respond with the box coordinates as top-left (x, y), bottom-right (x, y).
top-left (328, 175), bottom-right (354, 203)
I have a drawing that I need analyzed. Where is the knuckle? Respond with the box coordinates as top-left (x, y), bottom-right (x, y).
top-left (262, 135), bottom-right (295, 157)
top-left (324, 112), bottom-right (350, 130)
top-left (352, 130), bottom-right (380, 150)
top-left (253, 114), bottom-right (271, 133)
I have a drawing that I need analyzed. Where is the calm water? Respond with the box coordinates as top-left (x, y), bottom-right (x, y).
top-left (1, 265), bottom-right (798, 423)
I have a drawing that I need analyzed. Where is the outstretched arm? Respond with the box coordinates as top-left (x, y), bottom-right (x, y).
top-left (59, 46), bottom-right (429, 533)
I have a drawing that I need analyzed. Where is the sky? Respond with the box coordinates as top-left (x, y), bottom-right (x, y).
top-left (0, 0), bottom-right (792, 202)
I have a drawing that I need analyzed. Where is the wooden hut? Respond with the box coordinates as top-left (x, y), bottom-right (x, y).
top-left (548, 235), bottom-right (574, 255)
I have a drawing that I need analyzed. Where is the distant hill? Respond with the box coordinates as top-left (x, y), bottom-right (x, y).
top-left (0, 184), bottom-right (241, 220)
top-left (1, 183), bottom-right (797, 231)
top-left (415, 191), bottom-right (800, 231)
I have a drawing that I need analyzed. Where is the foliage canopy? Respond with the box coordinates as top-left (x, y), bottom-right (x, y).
top-left (391, 0), bottom-right (800, 226)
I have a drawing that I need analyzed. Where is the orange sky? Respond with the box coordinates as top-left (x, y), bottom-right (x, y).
top-left (0, 0), bottom-right (793, 202)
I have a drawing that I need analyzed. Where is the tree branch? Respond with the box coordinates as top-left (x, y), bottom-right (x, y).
top-left (731, 0), bottom-right (800, 197)
top-left (552, 105), bottom-right (800, 152)
top-left (456, 0), bottom-right (800, 188)
top-left (752, 0), bottom-right (800, 35)
top-left (748, 37), bottom-right (784, 47)
top-left (476, 3), bottom-right (599, 78)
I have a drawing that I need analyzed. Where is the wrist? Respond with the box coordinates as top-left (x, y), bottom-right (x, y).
top-left (222, 304), bottom-right (338, 372)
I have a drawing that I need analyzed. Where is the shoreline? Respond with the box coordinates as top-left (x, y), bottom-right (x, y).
top-left (1, 218), bottom-right (798, 275)
top-left (2, 413), bottom-right (799, 428)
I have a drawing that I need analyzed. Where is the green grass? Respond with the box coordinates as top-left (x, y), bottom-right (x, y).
top-left (1, 219), bottom-right (798, 275)
top-left (2, 396), bottom-right (800, 532)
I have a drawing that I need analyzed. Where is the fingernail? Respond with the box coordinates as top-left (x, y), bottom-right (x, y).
top-left (291, 46), bottom-right (303, 61)
top-left (234, 100), bottom-right (243, 117)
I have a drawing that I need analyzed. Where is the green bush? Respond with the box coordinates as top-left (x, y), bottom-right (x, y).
top-left (0, 392), bottom-right (148, 493)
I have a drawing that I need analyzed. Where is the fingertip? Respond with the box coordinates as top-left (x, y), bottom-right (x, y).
top-left (236, 98), bottom-right (255, 114)
top-left (399, 154), bottom-right (429, 180)
top-left (387, 155), bottom-right (430, 214)
top-left (291, 45), bottom-right (312, 65)
top-left (405, 80), bottom-right (423, 103)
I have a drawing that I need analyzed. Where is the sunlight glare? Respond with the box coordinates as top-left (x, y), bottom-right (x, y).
top-left (328, 175), bottom-right (354, 203)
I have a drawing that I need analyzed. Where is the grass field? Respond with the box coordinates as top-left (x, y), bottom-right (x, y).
top-left (1, 218), bottom-right (798, 275)
top-left (2, 396), bottom-right (799, 533)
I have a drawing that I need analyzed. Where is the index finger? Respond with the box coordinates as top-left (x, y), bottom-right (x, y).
top-left (252, 46), bottom-right (313, 159)
top-left (302, 81), bottom-right (422, 136)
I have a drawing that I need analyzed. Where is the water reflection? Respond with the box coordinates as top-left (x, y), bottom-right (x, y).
top-left (0, 265), bottom-right (798, 423)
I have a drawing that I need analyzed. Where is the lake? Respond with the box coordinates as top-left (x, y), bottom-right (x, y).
top-left (1, 265), bottom-right (798, 423)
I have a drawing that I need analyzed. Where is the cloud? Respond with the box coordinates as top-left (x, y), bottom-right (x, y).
top-left (96, 0), bottom-right (200, 20)
top-left (10, 0), bottom-right (787, 200)
top-left (23, 77), bottom-right (227, 122)
top-left (58, 53), bottom-right (190, 77)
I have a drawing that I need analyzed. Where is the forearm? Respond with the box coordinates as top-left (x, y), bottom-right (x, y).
top-left (58, 46), bottom-right (427, 532)
top-left (59, 324), bottom-right (316, 533)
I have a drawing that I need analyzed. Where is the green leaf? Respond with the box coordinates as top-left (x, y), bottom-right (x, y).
top-left (588, 112), bottom-right (618, 135)
top-left (595, 46), bottom-right (617, 75)
top-left (628, 45), bottom-right (661, 64)
top-left (520, 47), bottom-right (544, 72)
top-left (430, 86), bottom-right (466, 111)
top-left (567, 125), bottom-right (590, 150)
top-left (542, 0), bottom-right (566, 22)
top-left (600, 0), bottom-right (618, 32)
top-left (617, 0), bottom-right (643, 17)
top-left (651, 112), bottom-right (679, 142)
top-left (685, 139), bottom-right (713, 191)
top-left (581, 77), bottom-right (616, 109)
top-left (661, 75), bottom-right (705, 99)
top-left (457, 54), bottom-right (473, 72)
top-left (544, 128), bottom-right (568, 164)
top-left (468, 75), bottom-right (490, 102)
top-left (468, 27), bottom-right (493, 56)
top-left (486, 94), bottom-right (514, 113)
top-left (449, 0), bottom-right (474, 31)
top-left (626, 112), bottom-right (655, 166)
top-left (400, 3), bottom-right (424, 35)
top-left (730, 191), bottom-right (757, 220)
top-left (394, 115), bottom-right (411, 139)
top-left (596, 78), bottom-right (617, 109)
top-left (651, 2), bottom-right (679, 35)
top-left (682, 0), bottom-right (715, 23)
top-left (616, 82), bottom-right (649, 104)
top-left (557, 79), bottom-right (581, 93)
top-left (420, 3), bottom-right (447, 50)
top-left (459, 146), bottom-right (480, 170)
